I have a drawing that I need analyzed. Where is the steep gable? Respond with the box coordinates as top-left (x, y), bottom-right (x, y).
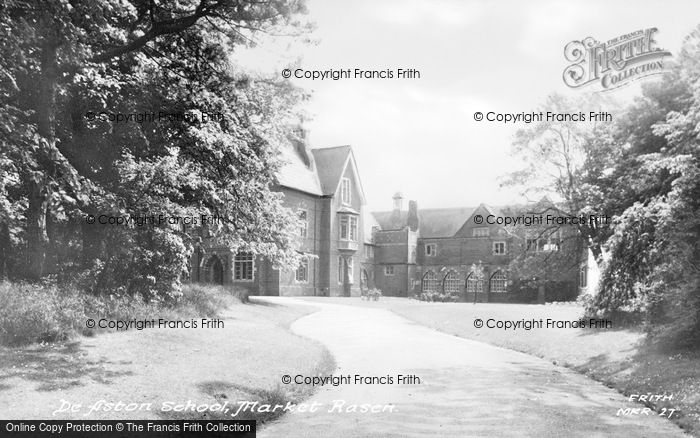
top-left (311, 145), bottom-right (351, 196)
top-left (311, 145), bottom-right (367, 204)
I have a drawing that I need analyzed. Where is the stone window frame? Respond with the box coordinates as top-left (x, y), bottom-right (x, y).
top-left (234, 252), bottom-right (254, 281)
top-left (339, 214), bottom-right (358, 241)
top-left (295, 257), bottom-right (309, 283)
top-left (492, 241), bottom-right (507, 255)
top-left (338, 256), bottom-right (354, 284)
top-left (465, 272), bottom-right (484, 294)
top-left (298, 210), bottom-right (308, 238)
top-left (422, 270), bottom-right (438, 293)
top-left (490, 270), bottom-right (508, 293)
top-left (341, 177), bottom-right (352, 205)
top-left (442, 270), bottom-right (460, 295)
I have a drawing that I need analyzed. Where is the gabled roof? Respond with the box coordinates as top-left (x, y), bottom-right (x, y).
top-left (276, 144), bottom-right (323, 195)
top-left (275, 143), bottom-right (368, 202)
top-left (311, 146), bottom-right (367, 203)
top-left (311, 145), bottom-right (352, 196)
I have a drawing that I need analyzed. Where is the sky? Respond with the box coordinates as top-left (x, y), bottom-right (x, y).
top-left (233, 0), bottom-right (700, 212)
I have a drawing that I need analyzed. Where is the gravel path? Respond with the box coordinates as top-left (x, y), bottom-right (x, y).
top-left (258, 298), bottom-right (688, 438)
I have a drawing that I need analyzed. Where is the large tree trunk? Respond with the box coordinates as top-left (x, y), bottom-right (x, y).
top-left (26, 178), bottom-right (50, 279)
top-left (25, 30), bottom-right (58, 280)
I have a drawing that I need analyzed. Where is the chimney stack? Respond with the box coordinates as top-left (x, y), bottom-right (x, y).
top-left (390, 192), bottom-right (403, 228)
top-left (392, 192), bottom-right (403, 212)
top-left (407, 200), bottom-right (419, 231)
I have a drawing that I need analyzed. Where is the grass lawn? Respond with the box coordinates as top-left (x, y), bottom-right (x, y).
top-left (0, 286), bottom-right (334, 426)
top-left (306, 297), bottom-right (700, 436)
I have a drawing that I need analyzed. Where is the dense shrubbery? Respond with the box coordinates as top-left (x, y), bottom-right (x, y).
top-left (0, 282), bottom-right (242, 347)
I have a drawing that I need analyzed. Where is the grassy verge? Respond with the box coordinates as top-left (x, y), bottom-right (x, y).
top-left (0, 282), bottom-right (242, 346)
top-left (0, 285), bottom-right (335, 427)
top-left (308, 297), bottom-right (700, 436)
top-left (149, 297), bottom-right (336, 425)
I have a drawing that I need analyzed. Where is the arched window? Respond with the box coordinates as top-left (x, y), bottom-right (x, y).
top-left (422, 271), bottom-right (438, 293)
top-left (443, 271), bottom-right (460, 295)
top-left (490, 270), bottom-right (507, 293)
top-left (466, 272), bottom-right (483, 294)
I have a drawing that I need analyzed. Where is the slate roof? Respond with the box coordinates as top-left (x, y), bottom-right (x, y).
top-left (373, 207), bottom-right (478, 238)
top-left (275, 144), bottom-right (323, 195)
top-left (372, 204), bottom-right (541, 238)
top-left (275, 144), bottom-right (358, 199)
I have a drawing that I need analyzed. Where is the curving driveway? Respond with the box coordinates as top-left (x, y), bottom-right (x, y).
top-left (258, 298), bottom-right (688, 438)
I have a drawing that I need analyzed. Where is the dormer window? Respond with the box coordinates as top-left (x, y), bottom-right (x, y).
top-left (341, 178), bottom-right (351, 204)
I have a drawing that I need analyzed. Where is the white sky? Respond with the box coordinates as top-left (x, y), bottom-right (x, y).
top-left (233, 0), bottom-right (700, 211)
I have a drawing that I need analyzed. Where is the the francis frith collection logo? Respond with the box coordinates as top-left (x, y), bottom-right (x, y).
top-left (563, 28), bottom-right (672, 91)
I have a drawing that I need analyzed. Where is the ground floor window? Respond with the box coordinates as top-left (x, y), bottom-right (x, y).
top-left (234, 252), bottom-right (254, 281)
top-left (295, 257), bottom-right (309, 283)
top-left (443, 271), bottom-right (460, 295)
top-left (422, 271), bottom-right (438, 293)
top-left (490, 271), bottom-right (507, 293)
top-left (338, 256), bottom-right (354, 284)
top-left (466, 273), bottom-right (483, 294)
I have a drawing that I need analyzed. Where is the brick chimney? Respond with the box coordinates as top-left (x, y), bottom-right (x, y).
top-left (390, 192), bottom-right (403, 228)
top-left (407, 200), bottom-right (419, 231)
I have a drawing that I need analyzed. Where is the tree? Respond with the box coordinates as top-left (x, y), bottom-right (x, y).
top-left (502, 93), bottom-right (621, 268)
top-left (0, 0), bottom-right (309, 294)
top-left (590, 28), bottom-right (700, 347)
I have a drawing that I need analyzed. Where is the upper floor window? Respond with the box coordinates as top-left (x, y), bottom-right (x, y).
top-left (364, 245), bottom-right (374, 259)
top-left (339, 214), bottom-right (358, 241)
top-left (385, 265), bottom-right (395, 276)
top-left (425, 244), bottom-right (437, 257)
top-left (493, 241), bottom-right (506, 255)
top-left (527, 229), bottom-right (562, 252)
top-left (473, 227), bottom-right (490, 237)
top-left (298, 210), bottom-right (308, 238)
top-left (295, 257), bottom-right (309, 283)
top-left (234, 252), bottom-right (254, 281)
top-left (341, 178), bottom-right (351, 204)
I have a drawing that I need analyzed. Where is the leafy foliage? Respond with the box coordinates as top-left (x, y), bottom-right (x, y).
top-left (0, 0), bottom-right (309, 297)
